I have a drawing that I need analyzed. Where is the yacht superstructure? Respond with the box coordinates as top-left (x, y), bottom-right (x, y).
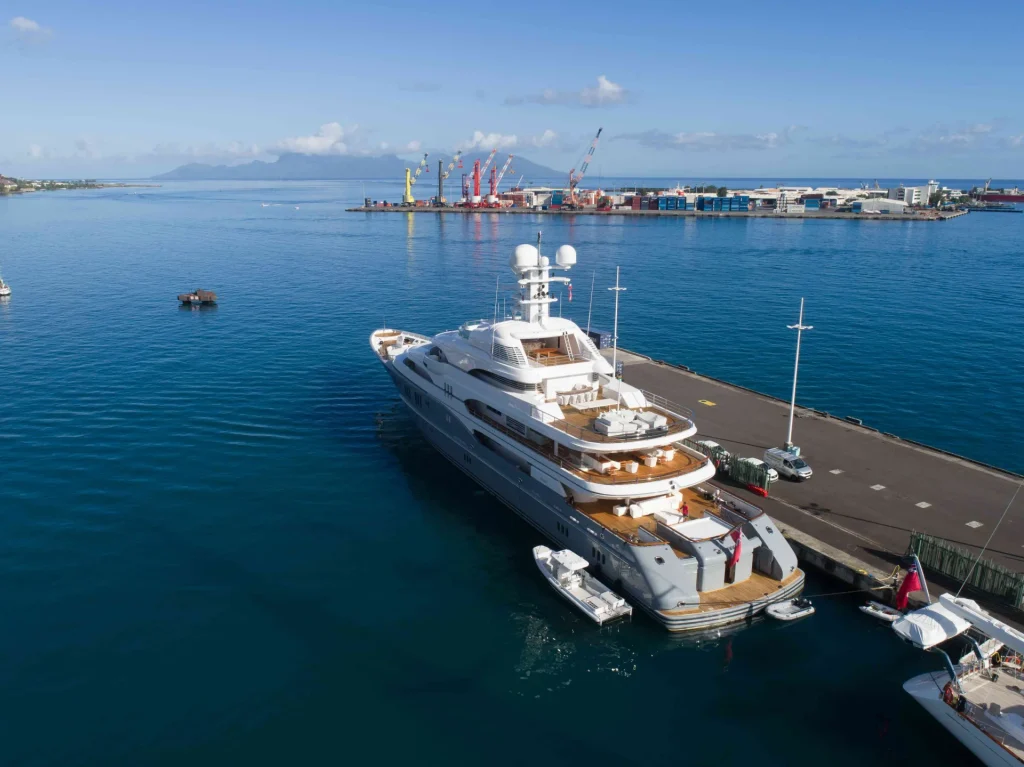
top-left (371, 239), bottom-right (804, 630)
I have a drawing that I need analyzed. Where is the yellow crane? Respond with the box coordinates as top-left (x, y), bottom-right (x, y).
top-left (403, 153), bottom-right (430, 205)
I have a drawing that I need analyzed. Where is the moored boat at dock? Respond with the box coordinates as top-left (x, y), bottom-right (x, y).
top-left (902, 595), bottom-right (1024, 766)
top-left (369, 237), bottom-right (804, 632)
top-left (533, 545), bottom-right (632, 625)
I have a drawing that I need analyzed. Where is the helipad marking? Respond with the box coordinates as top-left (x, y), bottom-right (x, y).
top-left (698, 399), bottom-right (716, 407)
top-left (966, 521), bottom-right (983, 529)
top-left (829, 469), bottom-right (844, 475)
top-left (870, 484), bottom-right (886, 491)
top-left (916, 502), bottom-right (932, 509)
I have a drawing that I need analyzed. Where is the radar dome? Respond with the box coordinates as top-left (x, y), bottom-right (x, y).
top-left (510, 244), bottom-right (539, 270)
top-left (555, 245), bottom-right (577, 267)
top-left (540, 256), bottom-right (549, 267)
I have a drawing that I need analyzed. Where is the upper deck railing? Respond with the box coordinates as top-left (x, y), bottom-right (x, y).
top-left (470, 404), bottom-right (708, 486)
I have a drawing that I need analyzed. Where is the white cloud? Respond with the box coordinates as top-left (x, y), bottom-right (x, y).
top-left (148, 141), bottom-right (263, 161)
top-left (580, 76), bottom-right (626, 106)
top-left (272, 122), bottom-right (352, 155)
top-left (403, 140), bottom-right (422, 152)
top-left (506, 75), bottom-right (630, 108)
top-left (1009, 134), bottom-right (1024, 148)
top-left (530, 129), bottom-right (558, 148)
top-left (9, 16), bottom-right (51, 42)
top-left (27, 144), bottom-right (44, 159)
top-left (458, 130), bottom-right (518, 151)
top-left (617, 129), bottom-right (792, 152)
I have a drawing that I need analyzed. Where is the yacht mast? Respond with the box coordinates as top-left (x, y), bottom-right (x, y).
top-left (609, 266), bottom-right (626, 378)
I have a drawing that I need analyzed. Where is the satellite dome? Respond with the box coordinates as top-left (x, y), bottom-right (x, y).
top-left (555, 245), bottom-right (577, 267)
top-left (540, 256), bottom-right (549, 267)
top-left (510, 244), bottom-right (539, 270)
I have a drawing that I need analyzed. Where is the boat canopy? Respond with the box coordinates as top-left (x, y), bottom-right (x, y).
top-left (551, 549), bottom-right (589, 572)
top-left (892, 601), bottom-right (972, 649)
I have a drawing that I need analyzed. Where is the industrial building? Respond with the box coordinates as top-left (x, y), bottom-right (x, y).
top-left (888, 180), bottom-right (939, 206)
top-left (852, 198), bottom-right (910, 214)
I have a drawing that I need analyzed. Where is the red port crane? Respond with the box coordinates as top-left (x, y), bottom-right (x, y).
top-left (568, 128), bottom-right (602, 208)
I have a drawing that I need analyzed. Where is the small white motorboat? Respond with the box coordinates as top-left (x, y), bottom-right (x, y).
top-left (0, 271), bottom-right (10, 297)
top-left (859, 600), bottom-right (902, 623)
top-left (766, 597), bottom-right (815, 621)
top-left (533, 545), bottom-right (632, 625)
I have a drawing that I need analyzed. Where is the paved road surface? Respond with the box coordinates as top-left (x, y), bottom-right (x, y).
top-left (610, 352), bottom-right (1024, 578)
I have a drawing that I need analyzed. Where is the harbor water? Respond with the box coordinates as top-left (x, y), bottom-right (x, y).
top-left (2, 181), bottom-right (1021, 765)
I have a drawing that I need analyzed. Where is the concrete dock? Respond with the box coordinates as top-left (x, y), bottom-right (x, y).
top-left (348, 206), bottom-right (967, 222)
top-left (604, 347), bottom-right (1023, 613)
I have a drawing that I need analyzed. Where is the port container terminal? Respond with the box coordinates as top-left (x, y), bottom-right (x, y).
top-left (348, 126), bottom-right (983, 220)
top-left (601, 346), bottom-right (1024, 621)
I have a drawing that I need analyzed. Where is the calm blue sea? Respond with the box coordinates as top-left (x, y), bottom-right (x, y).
top-left (2, 181), bottom-right (1021, 766)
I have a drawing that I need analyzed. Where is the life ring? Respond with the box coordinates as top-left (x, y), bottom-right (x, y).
top-left (942, 682), bottom-right (955, 706)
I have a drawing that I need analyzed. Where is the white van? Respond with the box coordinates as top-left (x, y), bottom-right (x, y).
top-left (738, 457), bottom-right (778, 484)
top-left (764, 448), bottom-right (813, 481)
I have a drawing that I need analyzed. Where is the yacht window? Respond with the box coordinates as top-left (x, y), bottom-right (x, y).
top-left (469, 369), bottom-right (538, 392)
top-left (655, 557), bottom-right (665, 565)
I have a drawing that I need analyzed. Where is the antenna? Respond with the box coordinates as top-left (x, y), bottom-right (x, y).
top-left (585, 270), bottom-right (596, 334)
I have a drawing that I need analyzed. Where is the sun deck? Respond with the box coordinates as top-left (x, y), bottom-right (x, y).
top-left (546, 397), bottom-right (695, 445)
top-left (954, 663), bottom-right (1024, 760)
top-left (575, 489), bottom-right (718, 550)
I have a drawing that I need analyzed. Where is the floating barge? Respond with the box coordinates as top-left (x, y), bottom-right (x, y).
top-left (177, 289), bottom-right (218, 305)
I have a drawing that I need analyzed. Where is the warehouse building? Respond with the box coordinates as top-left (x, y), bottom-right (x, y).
top-left (853, 198), bottom-right (910, 214)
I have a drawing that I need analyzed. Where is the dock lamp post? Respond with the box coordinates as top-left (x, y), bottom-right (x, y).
top-left (785, 298), bottom-right (813, 451)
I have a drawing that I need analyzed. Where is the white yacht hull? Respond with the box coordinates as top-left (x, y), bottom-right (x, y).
top-left (376, 345), bottom-right (805, 632)
top-left (905, 671), bottom-right (1023, 766)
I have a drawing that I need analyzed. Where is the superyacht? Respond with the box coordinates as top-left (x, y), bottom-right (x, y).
top-left (370, 238), bottom-right (804, 631)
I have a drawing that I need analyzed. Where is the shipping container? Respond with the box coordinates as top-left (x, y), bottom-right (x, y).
top-left (658, 198), bottom-right (668, 209)
top-left (640, 199), bottom-right (649, 210)
top-left (666, 197), bottom-right (678, 209)
top-left (586, 328), bottom-right (613, 350)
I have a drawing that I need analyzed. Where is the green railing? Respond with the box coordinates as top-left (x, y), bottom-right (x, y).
top-left (908, 531), bottom-right (1024, 609)
top-left (682, 438), bottom-right (770, 493)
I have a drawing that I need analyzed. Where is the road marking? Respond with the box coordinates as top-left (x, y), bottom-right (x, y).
top-left (916, 501), bottom-right (932, 509)
top-left (830, 469), bottom-right (844, 475)
top-left (870, 484), bottom-right (886, 491)
top-left (698, 399), bottom-right (716, 407)
top-left (966, 521), bottom-right (983, 529)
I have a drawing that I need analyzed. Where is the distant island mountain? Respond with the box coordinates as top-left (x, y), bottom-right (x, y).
top-left (153, 152), bottom-right (562, 182)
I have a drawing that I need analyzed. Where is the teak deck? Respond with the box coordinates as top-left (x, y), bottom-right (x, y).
top-left (576, 490), bottom-right (718, 549)
top-left (663, 571), bottom-right (804, 616)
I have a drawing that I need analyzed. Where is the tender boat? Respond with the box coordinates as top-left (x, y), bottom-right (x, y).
top-left (533, 546), bottom-right (632, 625)
top-left (859, 600), bottom-right (902, 623)
top-left (370, 235), bottom-right (804, 632)
top-left (766, 597), bottom-right (815, 621)
top-left (0, 271), bottom-right (10, 297)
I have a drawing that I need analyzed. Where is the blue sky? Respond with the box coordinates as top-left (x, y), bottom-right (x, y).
top-left (4, 0), bottom-right (1024, 179)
